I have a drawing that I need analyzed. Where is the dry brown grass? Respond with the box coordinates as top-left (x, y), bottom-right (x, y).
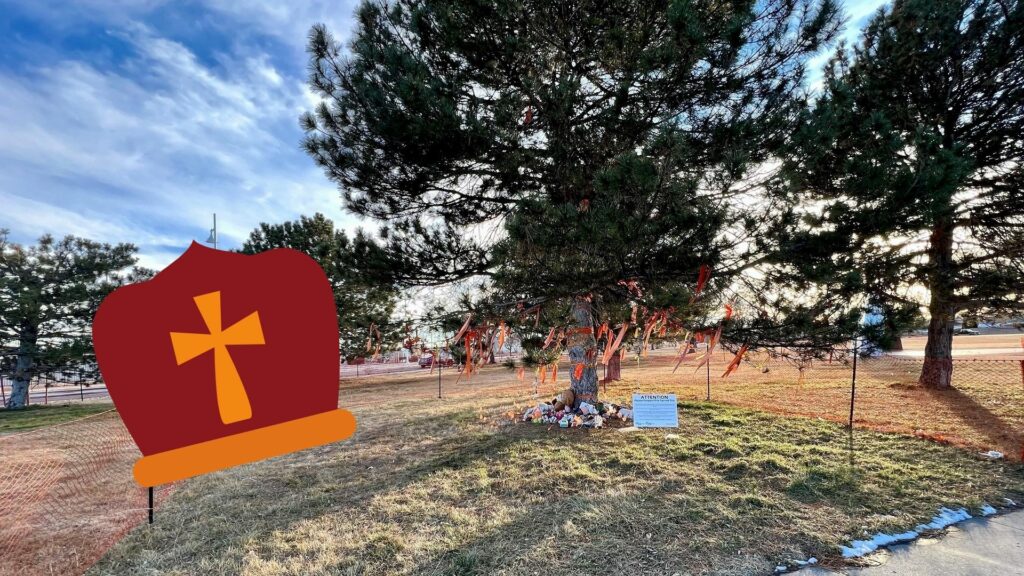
top-left (614, 349), bottom-right (1024, 459)
top-left (86, 360), bottom-right (1024, 576)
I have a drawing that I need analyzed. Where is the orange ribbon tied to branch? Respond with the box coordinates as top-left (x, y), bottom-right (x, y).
top-left (453, 314), bottom-right (473, 344)
top-left (640, 310), bottom-right (667, 358)
top-left (722, 345), bottom-right (749, 378)
top-left (691, 264), bottom-right (711, 303)
top-left (602, 322), bottom-right (630, 365)
top-left (542, 327), bottom-right (556, 349)
top-left (672, 331), bottom-right (693, 373)
top-left (693, 326), bottom-right (723, 373)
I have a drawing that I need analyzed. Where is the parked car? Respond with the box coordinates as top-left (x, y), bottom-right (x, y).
top-left (954, 328), bottom-right (980, 335)
top-left (418, 354), bottom-right (454, 368)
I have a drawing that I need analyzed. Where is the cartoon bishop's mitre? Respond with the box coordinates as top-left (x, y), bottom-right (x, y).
top-left (93, 243), bottom-right (355, 486)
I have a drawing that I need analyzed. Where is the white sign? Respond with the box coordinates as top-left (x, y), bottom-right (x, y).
top-left (632, 394), bottom-right (679, 428)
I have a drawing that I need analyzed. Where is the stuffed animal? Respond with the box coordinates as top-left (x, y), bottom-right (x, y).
top-left (551, 388), bottom-right (576, 411)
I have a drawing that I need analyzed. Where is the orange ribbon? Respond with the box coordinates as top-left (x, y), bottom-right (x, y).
top-left (722, 345), bottom-right (749, 378)
top-left (602, 322), bottom-right (630, 365)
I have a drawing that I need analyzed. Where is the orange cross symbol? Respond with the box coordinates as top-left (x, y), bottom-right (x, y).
top-left (170, 291), bottom-right (265, 424)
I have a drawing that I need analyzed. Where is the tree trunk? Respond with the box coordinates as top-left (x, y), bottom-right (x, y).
top-left (5, 339), bottom-right (35, 409)
top-left (605, 351), bottom-right (622, 382)
top-left (919, 217), bottom-right (956, 389)
top-left (568, 298), bottom-right (599, 408)
top-left (883, 313), bottom-right (904, 351)
top-left (887, 335), bottom-right (904, 352)
top-left (920, 309), bottom-right (955, 388)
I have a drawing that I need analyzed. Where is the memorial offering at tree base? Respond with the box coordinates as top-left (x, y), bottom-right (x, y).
top-left (520, 387), bottom-right (633, 429)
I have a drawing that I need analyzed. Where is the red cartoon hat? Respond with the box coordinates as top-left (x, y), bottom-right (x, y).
top-left (93, 242), bottom-right (355, 486)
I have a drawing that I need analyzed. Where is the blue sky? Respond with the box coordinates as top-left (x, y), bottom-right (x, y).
top-left (0, 0), bottom-right (887, 270)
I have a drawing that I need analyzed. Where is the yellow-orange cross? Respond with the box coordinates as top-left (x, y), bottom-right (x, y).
top-left (170, 291), bottom-right (265, 424)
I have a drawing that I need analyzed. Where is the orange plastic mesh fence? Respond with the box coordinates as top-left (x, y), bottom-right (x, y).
top-left (3, 351), bottom-right (1022, 575)
top-left (0, 410), bottom-right (175, 576)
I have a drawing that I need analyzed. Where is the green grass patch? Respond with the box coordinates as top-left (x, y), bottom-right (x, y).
top-left (0, 403), bottom-right (115, 433)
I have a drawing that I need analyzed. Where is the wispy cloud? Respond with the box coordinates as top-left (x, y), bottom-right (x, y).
top-left (0, 0), bottom-right (361, 268)
top-left (0, 0), bottom-right (885, 269)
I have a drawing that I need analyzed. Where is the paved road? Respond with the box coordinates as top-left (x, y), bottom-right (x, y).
top-left (4, 362), bottom-right (434, 405)
top-left (803, 509), bottom-right (1024, 575)
top-left (19, 384), bottom-right (110, 404)
top-left (891, 348), bottom-right (1024, 358)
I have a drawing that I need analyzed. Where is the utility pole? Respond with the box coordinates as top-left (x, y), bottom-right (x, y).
top-left (205, 213), bottom-right (218, 249)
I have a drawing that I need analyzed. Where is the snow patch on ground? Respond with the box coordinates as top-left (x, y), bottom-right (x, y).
top-left (841, 530), bottom-right (920, 557)
top-left (840, 507), bottom-right (979, 558)
top-left (981, 504), bottom-right (998, 516)
top-left (914, 507), bottom-right (973, 531)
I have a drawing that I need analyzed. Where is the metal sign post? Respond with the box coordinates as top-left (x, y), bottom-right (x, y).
top-left (148, 487), bottom-right (154, 524)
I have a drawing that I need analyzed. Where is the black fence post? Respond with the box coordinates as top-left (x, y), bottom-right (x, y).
top-left (848, 339), bottom-right (859, 429)
top-left (706, 350), bottom-right (711, 402)
top-left (148, 486), bottom-right (154, 524)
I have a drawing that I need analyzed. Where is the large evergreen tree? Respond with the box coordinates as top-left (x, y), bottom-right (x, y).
top-left (0, 231), bottom-right (146, 408)
top-left (781, 0), bottom-right (1024, 388)
top-left (302, 0), bottom-right (842, 403)
top-left (240, 213), bottom-right (399, 360)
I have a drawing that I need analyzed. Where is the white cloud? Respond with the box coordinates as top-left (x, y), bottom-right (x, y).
top-left (0, 5), bottom-right (365, 268)
top-left (0, 0), bottom-right (889, 270)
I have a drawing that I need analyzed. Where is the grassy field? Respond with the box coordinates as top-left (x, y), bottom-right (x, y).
top-left (0, 403), bottom-right (115, 433)
top-left (624, 350), bottom-right (1024, 459)
top-left (89, 365), bottom-right (1024, 576)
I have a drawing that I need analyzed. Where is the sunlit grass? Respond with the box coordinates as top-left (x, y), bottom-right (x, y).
top-left (91, 386), bottom-right (1024, 576)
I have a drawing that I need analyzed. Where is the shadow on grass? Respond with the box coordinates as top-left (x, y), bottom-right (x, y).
top-left (924, 386), bottom-right (1022, 455)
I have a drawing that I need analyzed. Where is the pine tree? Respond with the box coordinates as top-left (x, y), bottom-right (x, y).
top-left (240, 213), bottom-right (399, 360)
top-left (0, 231), bottom-right (146, 408)
top-left (781, 0), bottom-right (1024, 388)
top-left (302, 0), bottom-right (842, 403)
